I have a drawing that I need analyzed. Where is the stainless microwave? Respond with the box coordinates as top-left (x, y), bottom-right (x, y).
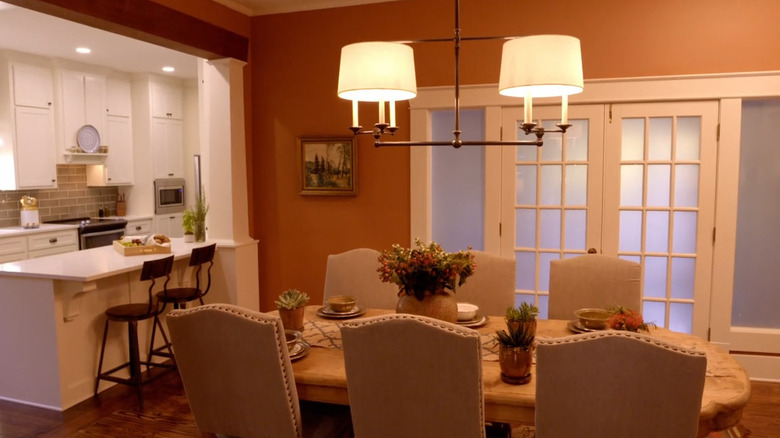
top-left (154, 178), bottom-right (185, 214)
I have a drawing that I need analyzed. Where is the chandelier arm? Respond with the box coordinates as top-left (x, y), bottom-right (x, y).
top-left (374, 140), bottom-right (544, 147)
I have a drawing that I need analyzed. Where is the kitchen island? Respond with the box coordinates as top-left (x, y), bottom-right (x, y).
top-left (0, 238), bottom-right (220, 410)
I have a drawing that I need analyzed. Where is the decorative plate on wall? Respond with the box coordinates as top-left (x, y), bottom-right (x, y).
top-left (77, 125), bottom-right (100, 153)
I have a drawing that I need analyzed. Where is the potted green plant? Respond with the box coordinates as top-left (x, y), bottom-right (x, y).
top-left (377, 238), bottom-right (476, 322)
top-left (191, 192), bottom-right (209, 242)
top-left (495, 321), bottom-right (535, 385)
top-left (505, 302), bottom-right (539, 336)
top-left (182, 209), bottom-right (195, 243)
top-left (275, 289), bottom-right (310, 331)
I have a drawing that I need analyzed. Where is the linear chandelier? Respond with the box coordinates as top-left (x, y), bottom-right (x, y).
top-left (337, 0), bottom-right (583, 148)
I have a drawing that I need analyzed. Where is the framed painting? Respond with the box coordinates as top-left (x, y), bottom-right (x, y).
top-left (297, 137), bottom-right (357, 196)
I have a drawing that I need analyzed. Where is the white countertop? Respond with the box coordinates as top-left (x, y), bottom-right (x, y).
top-left (0, 224), bottom-right (79, 237)
top-left (0, 238), bottom-right (213, 282)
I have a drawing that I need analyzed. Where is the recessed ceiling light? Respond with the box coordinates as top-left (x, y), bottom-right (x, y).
top-left (76, 47), bottom-right (91, 54)
top-left (162, 66), bottom-right (175, 73)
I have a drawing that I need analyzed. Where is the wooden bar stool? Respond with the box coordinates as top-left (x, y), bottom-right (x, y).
top-left (94, 255), bottom-right (176, 408)
top-left (148, 243), bottom-right (216, 363)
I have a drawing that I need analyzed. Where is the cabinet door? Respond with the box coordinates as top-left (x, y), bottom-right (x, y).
top-left (126, 219), bottom-right (153, 235)
top-left (106, 77), bottom-right (131, 117)
top-left (84, 74), bottom-right (105, 136)
top-left (104, 116), bottom-right (134, 185)
top-left (14, 106), bottom-right (57, 188)
top-left (61, 70), bottom-right (86, 150)
top-left (151, 82), bottom-right (183, 119)
top-left (0, 236), bottom-right (27, 263)
top-left (155, 213), bottom-right (183, 238)
top-left (12, 63), bottom-right (53, 109)
top-left (152, 118), bottom-right (184, 178)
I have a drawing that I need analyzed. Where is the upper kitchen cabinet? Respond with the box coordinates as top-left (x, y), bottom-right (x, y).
top-left (152, 117), bottom-right (184, 178)
top-left (151, 81), bottom-right (183, 119)
top-left (106, 77), bottom-right (131, 117)
top-left (87, 76), bottom-right (134, 186)
top-left (59, 69), bottom-right (106, 156)
top-left (0, 57), bottom-right (58, 190)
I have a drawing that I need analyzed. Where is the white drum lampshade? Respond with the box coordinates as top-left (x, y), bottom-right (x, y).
top-left (337, 42), bottom-right (417, 102)
top-left (498, 35), bottom-right (584, 98)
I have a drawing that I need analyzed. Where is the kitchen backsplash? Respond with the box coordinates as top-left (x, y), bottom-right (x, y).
top-left (0, 165), bottom-right (118, 227)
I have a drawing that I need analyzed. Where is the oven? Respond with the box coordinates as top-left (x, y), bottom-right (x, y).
top-left (155, 178), bottom-right (185, 214)
top-left (44, 217), bottom-right (128, 250)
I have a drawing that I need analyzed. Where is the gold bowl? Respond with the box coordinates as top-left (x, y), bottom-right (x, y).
top-left (284, 330), bottom-right (301, 352)
top-left (574, 308), bottom-right (610, 330)
top-left (326, 295), bottom-right (357, 313)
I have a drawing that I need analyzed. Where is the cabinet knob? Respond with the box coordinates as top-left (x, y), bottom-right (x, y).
top-left (169, 216), bottom-right (175, 219)
top-left (168, 173), bottom-right (174, 176)
top-left (49, 237), bottom-right (58, 244)
top-left (135, 226), bottom-right (142, 231)
top-left (166, 112), bottom-right (172, 117)
top-left (107, 178), bottom-right (112, 181)
top-left (47, 102), bottom-right (51, 106)
top-left (51, 179), bottom-right (56, 183)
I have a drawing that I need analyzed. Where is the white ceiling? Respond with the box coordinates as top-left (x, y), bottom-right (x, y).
top-left (0, 1), bottom-right (391, 81)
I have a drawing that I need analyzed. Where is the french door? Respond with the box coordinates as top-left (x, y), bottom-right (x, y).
top-left (499, 101), bottom-right (718, 337)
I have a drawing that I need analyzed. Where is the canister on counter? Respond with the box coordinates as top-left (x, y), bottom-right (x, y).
top-left (20, 195), bottom-right (40, 229)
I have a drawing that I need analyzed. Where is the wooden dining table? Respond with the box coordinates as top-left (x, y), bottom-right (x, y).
top-left (282, 306), bottom-right (751, 438)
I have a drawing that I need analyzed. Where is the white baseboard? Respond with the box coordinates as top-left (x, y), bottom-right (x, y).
top-left (731, 354), bottom-right (780, 382)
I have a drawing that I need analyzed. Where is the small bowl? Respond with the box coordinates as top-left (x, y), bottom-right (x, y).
top-left (574, 308), bottom-right (610, 330)
top-left (327, 295), bottom-right (357, 313)
top-left (457, 302), bottom-right (479, 321)
top-left (284, 330), bottom-right (301, 352)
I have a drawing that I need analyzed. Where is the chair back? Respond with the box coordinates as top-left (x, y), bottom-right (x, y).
top-left (455, 250), bottom-right (515, 316)
top-left (340, 314), bottom-right (485, 438)
top-left (548, 254), bottom-right (641, 320)
top-left (166, 304), bottom-right (302, 438)
top-left (190, 243), bottom-right (216, 298)
top-left (140, 255), bottom-right (174, 314)
top-left (535, 331), bottom-right (707, 438)
top-left (323, 248), bottom-right (399, 309)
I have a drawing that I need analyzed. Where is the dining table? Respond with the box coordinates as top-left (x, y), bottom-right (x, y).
top-left (279, 306), bottom-right (751, 438)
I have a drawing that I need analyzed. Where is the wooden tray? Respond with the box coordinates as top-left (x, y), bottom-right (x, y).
top-left (113, 240), bottom-right (171, 256)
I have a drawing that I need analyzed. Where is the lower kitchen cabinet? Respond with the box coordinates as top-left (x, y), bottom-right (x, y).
top-left (0, 236), bottom-right (27, 263)
top-left (0, 229), bottom-right (78, 261)
top-left (155, 213), bottom-right (183, 238)
top-left (125, 218), bottom-right (153, 236)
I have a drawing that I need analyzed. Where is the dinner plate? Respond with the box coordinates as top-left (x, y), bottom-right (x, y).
top-left (77, 124), bottom-right (101, 153)
top-left (316, 305), bottom-right (366, 319)
top-left (567, 320), bottom-right (601, 334)
top-left (289, 341), bottom-right (311, 361)
top-left (457, 314), bottom-right (489, 328)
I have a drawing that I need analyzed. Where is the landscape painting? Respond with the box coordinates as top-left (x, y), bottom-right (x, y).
top-left (297, 137), bottom-right (357, 196)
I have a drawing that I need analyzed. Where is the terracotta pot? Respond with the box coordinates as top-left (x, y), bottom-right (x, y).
top-left (507, 320), bottom-right (537, 337)
top-left (498, 345), bottom-right (533, 385)
top-left (278, 307), bottom-right (305, 332)
top-left (396, 291), bottom-right (457, 323)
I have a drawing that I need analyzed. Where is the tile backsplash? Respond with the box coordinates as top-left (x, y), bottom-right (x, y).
top-left (0, 165), bottom-right (117, 227)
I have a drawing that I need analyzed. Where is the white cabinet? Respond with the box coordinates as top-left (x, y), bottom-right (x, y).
top-left (0, 236), bottom-right (27, 263)
top-left (155, 213), bottom-right (183, 238)
top-left (125, 218), bottom-right (153, 235)
top-left (12, 63), bottom-right (53, 109)
top-left (106, 77), bottom-right (131, 117)
top-left (14, 106), bottom-right (57, 188)
top-left (151, 81), bottom-right (183, 119)
top-left (87, 116), bottom-right (133, 186)
top-left (152, 117), bottom-right (183, 178)
top-left (60, 70), bottom-right (105, 153)
top-left (0, 229), bottom-right (78, 261)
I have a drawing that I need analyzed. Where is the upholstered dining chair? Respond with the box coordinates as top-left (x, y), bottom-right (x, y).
top-left (323, 248), bottom-right (399, 309)
top-left (455, 250), bottom-right (516, 316)
top-left (548, 254), bottom-right (642, 320)
top-left (535, 331), bottom-right (707, 438)
top-left (340, 314), bottom-right (486, 438)
top-left (166, 304), bottom-right (352, 438)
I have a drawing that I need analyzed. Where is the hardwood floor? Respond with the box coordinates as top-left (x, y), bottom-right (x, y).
top-left (0, 369), bottom-right (778, 437)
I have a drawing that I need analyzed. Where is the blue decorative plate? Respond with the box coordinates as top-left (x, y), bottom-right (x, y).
top-left (77, 124), bottom-right (100, 153)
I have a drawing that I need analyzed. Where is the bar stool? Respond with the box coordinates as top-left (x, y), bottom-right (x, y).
top-left (94, 255), bottom-right (176, 408)
top-left (148, 243), bottom-right (216, 363)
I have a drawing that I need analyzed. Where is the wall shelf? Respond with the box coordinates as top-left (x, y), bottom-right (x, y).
top-left (63, 152), bottom-right (107, 164)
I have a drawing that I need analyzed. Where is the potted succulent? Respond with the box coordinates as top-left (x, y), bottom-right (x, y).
top-left (377, 238), bottom-right (476, 323)
top-left (495, 320), bottom-right (535, 385)
top-left (182, 209), bottom-right (195, 243)
top-left (505, 302), bottom-right (539, 336)
top-left (275, 289), bottom-right (310, 331)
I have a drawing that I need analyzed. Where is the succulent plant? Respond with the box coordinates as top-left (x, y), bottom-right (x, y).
top-left (275, 289), bottom-right (310, 310)
top-left (495, 320), bottom-right (535, 351)
top-left (505, 302), bottom-right (539, 323)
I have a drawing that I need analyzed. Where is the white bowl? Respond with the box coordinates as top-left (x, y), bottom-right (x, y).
top-left (457, 302), bottom-right (479, 321)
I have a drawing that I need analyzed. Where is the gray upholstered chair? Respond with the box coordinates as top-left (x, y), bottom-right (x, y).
top-left (340, 314), bottom-right (486, 438)
top-left (535, 331), bottom-right (707, 438)
top-left (323, 248), bottom-right (399, 309)
top-left (455, 250), bottom-right (516, 316)
top-left (548, 254), bottom-right (642, 320)
top-left (166, 304), bottom-right (351, 438)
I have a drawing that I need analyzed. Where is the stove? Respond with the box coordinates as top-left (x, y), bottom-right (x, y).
top-left (44, 217), bottom-right (128, 250)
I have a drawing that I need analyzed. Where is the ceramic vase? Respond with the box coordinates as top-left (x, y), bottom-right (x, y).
top-left (396, 291), bottom-right (458, 323)
top-left (279, 307), bottom-right (305, 332)
top-left (498, 345), bottom-right (533, 385)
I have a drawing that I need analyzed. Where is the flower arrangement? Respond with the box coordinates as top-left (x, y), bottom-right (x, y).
top-left (377, 238), bottom-right (476, 301)
top-left (607, 305), bottom-right (656, 332)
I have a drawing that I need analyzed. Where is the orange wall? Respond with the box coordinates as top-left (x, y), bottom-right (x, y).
top-left (250, 0), bottom-right (780, 310)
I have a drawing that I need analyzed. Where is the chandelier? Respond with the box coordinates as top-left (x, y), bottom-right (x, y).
top-left (337, 0), bottom-right (583, 148)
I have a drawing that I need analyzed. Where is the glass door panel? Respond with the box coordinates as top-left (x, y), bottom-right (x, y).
top-left (604, 102), bottom-right (718, 337)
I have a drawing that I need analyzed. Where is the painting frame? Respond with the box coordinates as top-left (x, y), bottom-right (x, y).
top-left (297, 136), bottom-right (358, 196)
